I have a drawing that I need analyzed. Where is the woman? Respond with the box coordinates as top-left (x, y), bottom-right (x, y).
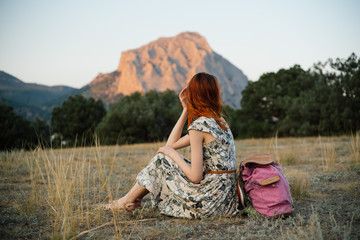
top-left (105, 72), bottom-right (239, 219)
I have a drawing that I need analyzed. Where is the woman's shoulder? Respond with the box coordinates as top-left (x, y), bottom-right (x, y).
top-left (188, 117), bottom-right (218, 131)
top-left (195, 116), bottom-right (229, 127)
top-left (191, 116), bottom-right (216, 125)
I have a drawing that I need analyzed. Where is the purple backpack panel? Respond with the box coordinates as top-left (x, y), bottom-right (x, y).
top-left (241, 162), bottom-right (293, 217)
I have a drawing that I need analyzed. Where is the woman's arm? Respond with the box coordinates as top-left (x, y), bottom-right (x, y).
top-left (165, 109), bottom-right (189, 148)
top-left (157, 129), bottom-right (204, 184)
top-left (166, 87), bottom-right (190, 149)
top-left (170, 134), bottom-right (190, 150)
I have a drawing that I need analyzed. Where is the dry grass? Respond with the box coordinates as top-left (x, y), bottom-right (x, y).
top-left (349, 131), bottom-right (360, 165)
top-left (281, 206), bottom-right (355, 240)
top-left (288, 174), bottom-right (310, 200)
top-left (318, 136), bottom-right (337, 172)
top-left (0, 135), bottom-right (359, 239)
top-left (27, 141), bottom-right (118, 239)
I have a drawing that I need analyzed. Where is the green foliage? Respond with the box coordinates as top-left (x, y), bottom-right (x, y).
top-left (223, 105), bottom-right (241, 139)
top-left (51, 95), bottom-right (106, 146)
top-left (236, 53), bottom-right (360, 138)
top-left (97, 90), bottom-right (182, 145)
top-left (3, 53), bottom-right (358, 149)
top-left (0, 103), bottom-right (36, 150)
top-left (31, 117), bottom-right (51, 146)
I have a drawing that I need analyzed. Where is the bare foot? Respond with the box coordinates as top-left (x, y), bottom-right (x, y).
top-left (104, 197), bottom-right (135, 211)
top-left (104, 198), bottom-right (142, 211)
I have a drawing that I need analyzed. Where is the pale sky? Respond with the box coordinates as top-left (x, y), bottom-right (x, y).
top-left (1, 0), bottom-right (359, 88)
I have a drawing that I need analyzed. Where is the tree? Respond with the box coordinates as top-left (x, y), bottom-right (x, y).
top-left (31, 117), bottom-right (51, 147)
top-left (51, 95), bottom-right (106, 146)
top-left (0, 103), bottom-right (36, 150)
top-left (237, 65), bottom-right (314, 137)
top-left (97, 90), bottom-right (182, 145)
top-left (222, 105), bottom-right (241, 139)
top-left (329, 53), bottom-right (360, 133)
top-left (236, 53), bottom-right (360, 138)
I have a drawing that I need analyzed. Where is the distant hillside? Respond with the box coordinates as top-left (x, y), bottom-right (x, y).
top-left (0, 71), bottom-right (77, 120)
top-left (87, 32), bottom-right (248, 109)
top-left (44, 85), bottom-right (91, 109)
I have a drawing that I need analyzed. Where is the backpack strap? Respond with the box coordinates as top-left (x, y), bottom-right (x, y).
top-left (237, 167), bottom-right (246, 209)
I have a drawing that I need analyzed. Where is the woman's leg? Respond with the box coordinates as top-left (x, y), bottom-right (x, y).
top-left (106, 183), bottom-right (149, 210)
top-left (126, 183), bottom-right (149, 202)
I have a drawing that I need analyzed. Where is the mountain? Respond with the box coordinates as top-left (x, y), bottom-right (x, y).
top-left (0, 71), bottom-right (76, 120)
top-left (1, 32), bottom-right (248, 120)
top-left (87, 32), bottom-right (248, 108)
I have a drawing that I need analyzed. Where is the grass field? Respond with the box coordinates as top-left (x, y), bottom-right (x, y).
top-left (0, 134), bottom-right (359, 239)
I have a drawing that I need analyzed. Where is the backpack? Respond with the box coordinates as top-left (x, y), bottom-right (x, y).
top-left (236, 153), bottom-right (294, 217)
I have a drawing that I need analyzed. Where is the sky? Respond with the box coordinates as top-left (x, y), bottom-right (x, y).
top-left (0, 0), bottom-right (359, 88)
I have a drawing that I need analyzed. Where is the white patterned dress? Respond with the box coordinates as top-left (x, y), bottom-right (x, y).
top-left (136, 116), bottom-right (239, 219)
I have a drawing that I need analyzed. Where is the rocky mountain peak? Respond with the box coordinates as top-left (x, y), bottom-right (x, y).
top-left (89, 32), bottom-right (248, 108)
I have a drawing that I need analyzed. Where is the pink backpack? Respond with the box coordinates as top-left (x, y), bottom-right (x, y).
top-left (237, 153), bottom-right (294, 217)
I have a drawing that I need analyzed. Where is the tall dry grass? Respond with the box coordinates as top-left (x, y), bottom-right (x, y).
top-left (318, 136), bottom-right (337, 172)
top-left (27, 139), bottom-right (120, 239)
top-left (270, 131), bottom-right (281, 164)
top-left (286, 172), bottom-right (310, 201)
top-left (349, 131), bottom-right (360, 165)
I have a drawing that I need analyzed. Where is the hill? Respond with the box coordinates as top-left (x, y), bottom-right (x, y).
top-left (0, 71), bottom-right (76, 120)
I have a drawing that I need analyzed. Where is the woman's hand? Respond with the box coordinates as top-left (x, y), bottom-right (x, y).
top-left (157, 145), bottom-right (177, 159)
top-left (179, 87), bottom-right (188, 111)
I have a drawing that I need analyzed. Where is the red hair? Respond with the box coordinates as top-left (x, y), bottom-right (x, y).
top-left (187, 72), bottom-right (227, 130)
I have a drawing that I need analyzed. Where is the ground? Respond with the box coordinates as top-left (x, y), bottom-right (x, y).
top-left (0, 135), bottom-right (359, 239)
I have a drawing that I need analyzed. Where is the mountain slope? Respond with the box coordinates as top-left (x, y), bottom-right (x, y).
top-left (88, 32), bottom-right (248, 108)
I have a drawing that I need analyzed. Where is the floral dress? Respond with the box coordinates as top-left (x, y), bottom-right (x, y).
top-left (136, 116), bottom-right (239, 219)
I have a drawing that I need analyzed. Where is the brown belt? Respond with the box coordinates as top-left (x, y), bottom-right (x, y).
top-left (204, 169), bottom-right (236, 175)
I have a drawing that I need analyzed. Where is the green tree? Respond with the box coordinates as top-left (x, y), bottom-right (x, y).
top-left (236, 53), bottom-right (360, 138)
top-left (51, 95), bottom-right (106, 146)
top-left (31, 117), bottom-right (51, 147)
top-left (238, 65), bottom-right (314, 137)
top-left (97, 90), bottom-right (182, 145)
top-left (306, 53), bottom-right (360, 135)
top-left (222, 105), bottom-right (242, 139)
top-left (329, 53), bottom-right (360, 133)
top-left (0, 103), bottom-right (36, 150)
